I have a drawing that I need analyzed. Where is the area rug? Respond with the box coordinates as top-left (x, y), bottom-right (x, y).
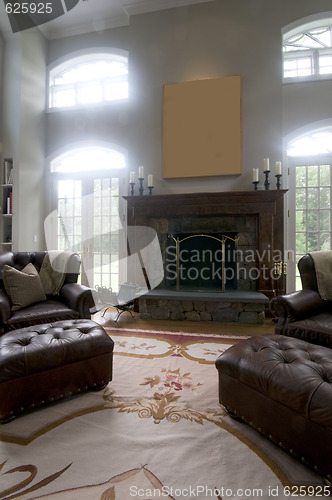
top-left (0, 330), bottom-right (327, 500)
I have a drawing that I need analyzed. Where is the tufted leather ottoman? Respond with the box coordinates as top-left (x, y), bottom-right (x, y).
top-left (216, 334), bottom-right (332, 480)
top-left (0, 319), bottom-right (114, 423)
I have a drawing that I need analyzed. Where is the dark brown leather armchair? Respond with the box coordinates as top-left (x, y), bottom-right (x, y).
top-left (270, 253), bottom-right (332, 348)
top-left (0, 251), bottom-right (94, 334)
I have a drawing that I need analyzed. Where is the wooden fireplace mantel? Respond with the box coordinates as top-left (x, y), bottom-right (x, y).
top-left (124, 190), bottom-right (288, 297)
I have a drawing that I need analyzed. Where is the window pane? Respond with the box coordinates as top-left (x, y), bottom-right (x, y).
top-left (296, 210), bottom-right (306, 231)
top-left (320, 165), bottom-right (330, 185)
top-left (296, 166), bottom-right (306, 186)
top-left (307, 211), bottom-right (318, 231)
top-left (320, 187), bottom-right (330, 208)
top-left (308, 165), bottom-right (318, 186)
top-left (51, 147), bottom-right (126, 173)
top-left (296, 234), bottom-right (306, 254)
top-left (319, 55), bottom-right (332, 74)
top-left (54, 89), bottom-right (76, 107)
top-left (307, 188), bottom-right (318, 209)
top-left (296, 188), bottom-right (306, 209)
top-left (78, 84), bottom-right (102, 104)
top-left (319, 210), bottom-right (330, 231)
top-left (320, 233), bottom-right (330, 250)
top-left (49, 52), bottom-right (128, 109)
top-left (307, 233), bottom-right (318, 251)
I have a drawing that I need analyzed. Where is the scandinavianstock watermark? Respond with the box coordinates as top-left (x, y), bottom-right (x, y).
top-left (165, 245), bottom-right (294, 283)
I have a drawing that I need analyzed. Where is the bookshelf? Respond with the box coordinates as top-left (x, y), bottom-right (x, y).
top-left (1, 158), bottom-right (13, 250)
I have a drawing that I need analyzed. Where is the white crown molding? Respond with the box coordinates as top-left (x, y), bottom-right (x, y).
top-left (124, 0), bottom-right (215, 17)
top-left (40, 13), bottom-right (130, 40)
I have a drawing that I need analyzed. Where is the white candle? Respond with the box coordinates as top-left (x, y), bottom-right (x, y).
top-left (139, 166), bottom-right (144, 178)
top-left (263, 158), bottom-right (270, 171)
top-left (129, 171), bottom-right (135, 183)
top-left (253, 168), bottom-right (259, 182)
top-left (148, 174), bottom-right (153, 187)
top-left (276, 161), bottom-right (282, 175)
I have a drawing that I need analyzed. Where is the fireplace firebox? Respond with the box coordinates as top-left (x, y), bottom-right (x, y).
top-left (165, 232), bottom-right (239, 292)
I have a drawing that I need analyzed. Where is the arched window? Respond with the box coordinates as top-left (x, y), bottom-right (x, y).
top-left (48, 49), bottom-right (128, 109)
top-left (283, 17), bottom-right (332, 81)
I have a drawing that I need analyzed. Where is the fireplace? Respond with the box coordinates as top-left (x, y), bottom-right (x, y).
top-left (124, 191), bottom-right (287, 323)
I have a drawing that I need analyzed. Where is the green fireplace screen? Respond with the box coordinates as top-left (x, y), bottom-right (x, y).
top-left (165, 233), bottom-right (239, 292)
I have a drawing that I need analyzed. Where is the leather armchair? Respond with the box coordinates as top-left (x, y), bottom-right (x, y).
top-left (0, 251), bottom-right (94, 334)
top-left (270, 254), bottom-right (332, 348)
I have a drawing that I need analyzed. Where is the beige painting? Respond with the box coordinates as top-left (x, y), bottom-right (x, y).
top-left (163, 76), bottom-right (241, 178)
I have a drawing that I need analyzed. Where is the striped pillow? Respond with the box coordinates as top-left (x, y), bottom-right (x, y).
top-left (3, 263), bottom-right (47, 311)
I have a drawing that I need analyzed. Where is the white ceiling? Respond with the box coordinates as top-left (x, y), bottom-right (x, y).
top-left (0, 0), bottom-right (214, 40)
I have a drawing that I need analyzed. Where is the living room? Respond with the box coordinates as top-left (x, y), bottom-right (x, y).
top-left (0, 0), bottom-right (332, 497)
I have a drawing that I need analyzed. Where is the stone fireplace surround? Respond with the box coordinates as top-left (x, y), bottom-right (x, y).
top-left (125, 190), bottom-right (286, 323)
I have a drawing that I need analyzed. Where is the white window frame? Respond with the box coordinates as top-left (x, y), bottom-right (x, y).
top-left (47, 48), bottom-right (129, 111)
top-left (282, 14), bottom-right (332, 83)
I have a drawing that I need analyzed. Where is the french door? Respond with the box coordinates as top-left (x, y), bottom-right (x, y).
top-left (52, 172), bottom-right (125, 291)
top-left (287, 158), bottom-right (332, 291)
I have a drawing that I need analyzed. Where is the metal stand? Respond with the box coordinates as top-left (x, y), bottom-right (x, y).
top-left (139, 177), bottom-right (144, 196)
top-left (275, 174), bottom-right (282, 190)
top-left (264, 170), bottom-right (270, 190)
top-left (130, 182), bottom-right (135, 196)
top-left (253, 181), bottom-right (259, 191)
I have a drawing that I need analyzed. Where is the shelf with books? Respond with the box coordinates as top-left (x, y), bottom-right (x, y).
top-left (1, 158), bottom-right (13, 250)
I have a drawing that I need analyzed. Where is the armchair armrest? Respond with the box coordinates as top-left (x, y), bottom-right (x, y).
top-left (60, 283), bottom-right (94, 319)
top-left (0, 289), bottom-right (11, 333)
top-left (270, 289), bottom-right (327, 335)
top-left (270, 289), bottom-right (326, 321)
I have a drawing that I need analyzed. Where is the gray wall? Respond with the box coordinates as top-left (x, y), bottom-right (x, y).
top-left (47, 0), bottom-right (332, 197)
top-left (1, 0), bottom-right (332, 250)
top-left (2, 30), bottom-right (47, 250)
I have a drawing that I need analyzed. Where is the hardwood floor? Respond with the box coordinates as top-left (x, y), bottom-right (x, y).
top-left (92, 307), bottom-right (276, 336)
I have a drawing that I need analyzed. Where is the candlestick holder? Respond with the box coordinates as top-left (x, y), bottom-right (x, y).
top-left (139, 177), bottom-right (144, 196)
top-left (130, 182), bottom-right (135, 196)
top-left (253, 181), bottom-right (259, 191)
top-left (264, 170), bottom-right (270, 190)
top-left (148, 186), bottom-right (153, 195)
top-left (275, 174), bottom-right (282, 190)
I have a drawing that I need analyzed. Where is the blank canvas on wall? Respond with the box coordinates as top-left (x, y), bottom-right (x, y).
top-left (163, 76), bottom-right (241, 179)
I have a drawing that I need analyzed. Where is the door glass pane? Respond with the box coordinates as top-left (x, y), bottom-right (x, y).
top-left (57, 179), bottom-right (82, 252)
top-left (307, 165), bottom-right (318, 186)
top-left (296, 166), bottom-right (306, 187)
top-left (93, 177), bottom-right (120, 291)
top-left (296, 188), bottom-right (306, 209)
top-left (320, 165), bottom-right (330, 185)
top-left (320, 232), bottom-right (330, 250)
top-left (294, 163), bottom-right (332, 290)
top-left (307, 188), bottom-right (318, 209)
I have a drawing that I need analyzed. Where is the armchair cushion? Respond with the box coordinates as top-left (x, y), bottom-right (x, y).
top-left (0, 251), bottom-right (93, 335)
top-left (3, 263), bottom-right (46, 311)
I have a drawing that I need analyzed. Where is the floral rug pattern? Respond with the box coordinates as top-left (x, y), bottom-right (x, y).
top-left (0, 330), bottom-right (326, 500)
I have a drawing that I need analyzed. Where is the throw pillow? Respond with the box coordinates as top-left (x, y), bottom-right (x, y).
top-left (3, 263), bottom-right (47, 311)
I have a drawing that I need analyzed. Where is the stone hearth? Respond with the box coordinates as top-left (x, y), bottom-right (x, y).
top-left (138, 289), bottom-right (268, 324)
